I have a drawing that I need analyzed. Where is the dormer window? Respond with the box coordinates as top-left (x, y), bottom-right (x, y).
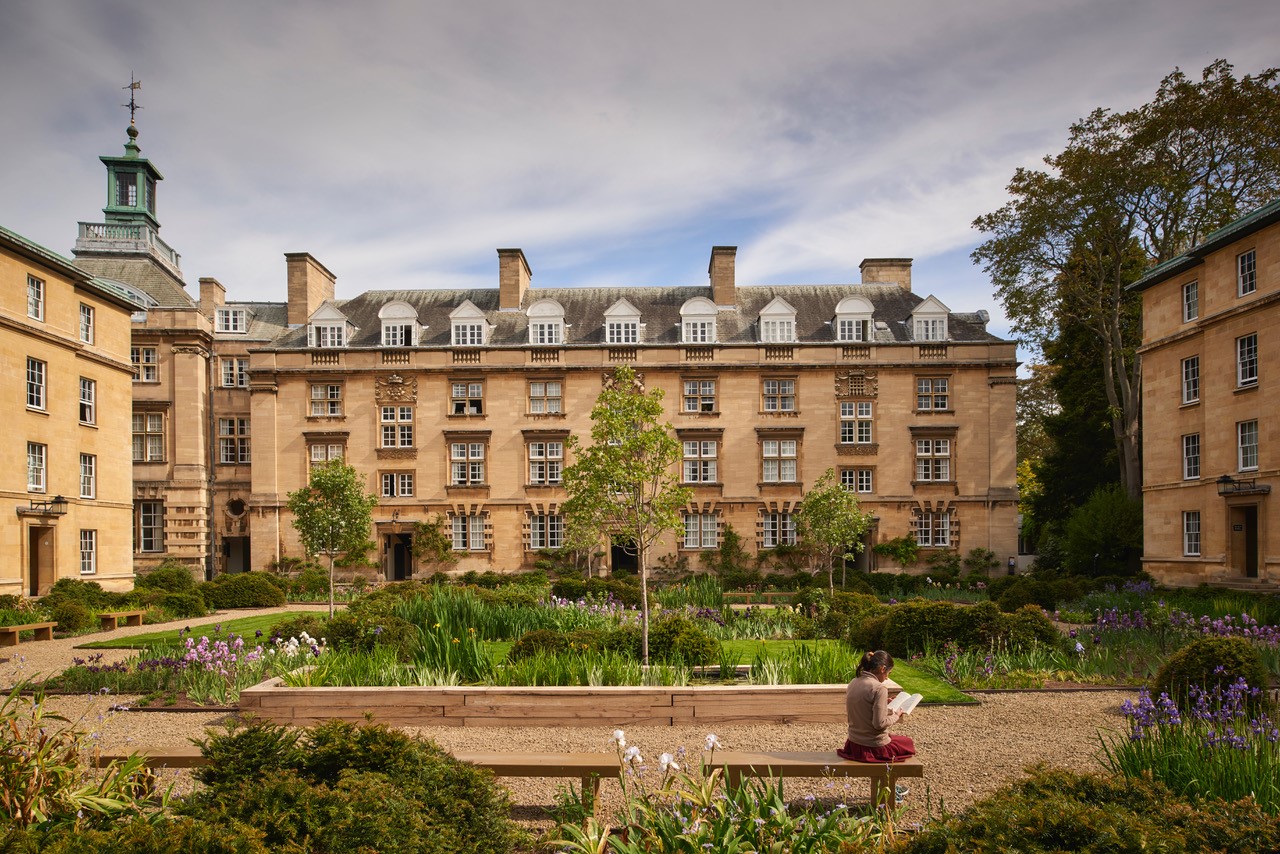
top-left (835, 296), bottom-right (873, 342)
top-left (379, 301), bottom-right (419, 347)
top-left (527, 299), bottom-right (566, 345)
top-left (603, 299), bottom-right (642, 345)
top-left (759, 297), bottom-right (797, 343)
top-left (311, 323), bottom-right (346, 348)
top-left (680, 297), bottom-right (717, 344)
top-left (216, 307), bottom-right (249, 334)
top-left (450, 299), bottom-right (489, 346)
top-left (911, 296), bottom-right (950, 341)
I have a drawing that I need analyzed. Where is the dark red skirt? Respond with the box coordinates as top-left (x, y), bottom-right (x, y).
top-left (836, 735), bottom-right (916, 763)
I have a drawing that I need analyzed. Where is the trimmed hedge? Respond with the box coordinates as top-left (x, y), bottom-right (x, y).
top-left (880, 600), bottom-right (1058, 656)
top-left (199, 573), bottom-right (286, 609)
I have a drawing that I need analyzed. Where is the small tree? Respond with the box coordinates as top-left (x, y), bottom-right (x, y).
top-left (562, 366), bottom-right (691, 663)
top-left (412, 515), bottom-right (458, 578)
top-left (795, 468), bottom-right (872, 595)
top-left (286, 460), bottom-right (379, 617)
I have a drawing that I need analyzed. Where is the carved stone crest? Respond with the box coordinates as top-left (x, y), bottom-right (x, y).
top-left (835, 370), bottom-right (877, 399)
top-left (602, 370), bottom-right (645, 392)
top-left (375, 374), bottom-right (418, 403)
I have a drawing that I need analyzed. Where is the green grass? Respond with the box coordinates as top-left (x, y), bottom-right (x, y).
top-left (76, 613), bottom-right (301, 649)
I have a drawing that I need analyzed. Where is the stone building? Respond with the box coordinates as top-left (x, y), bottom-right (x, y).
top-left (1130, 199), bottom-right (1278, 588)
top-left (69, 126), bottom-right (1020, 579)
top-left (1, 225), bottom-right (140, 594)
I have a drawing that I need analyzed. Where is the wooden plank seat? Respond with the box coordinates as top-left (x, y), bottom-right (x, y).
top-left (92, 746), bottom-right (619, 809)
top-left (99, 609), bottom-right (147, 631)
top-left (707, 751), bottom-right (924, 809)
top-left (0, 621), bottom-right (57, 647)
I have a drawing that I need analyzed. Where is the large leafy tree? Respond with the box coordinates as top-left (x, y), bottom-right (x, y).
top-left (286, 460), bottom-right (379, 617)
top-left (795, 468), bottom-right (872, 595)
top-left (974, 60), bottom-right (1280, 498)
top-left (562, 366), bottom-right (691, 663)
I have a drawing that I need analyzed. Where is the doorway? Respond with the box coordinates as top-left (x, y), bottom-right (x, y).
top-left (610, 539), bottom-right (638, 574)
top-left (1229, 505), bottom-right (1259, 579)
top-left (223, 536), bottom-right (250, 574)
top-left (27, 525), bottom-right (54, 596)
top-left (386, 533), bottom-right (414, 581)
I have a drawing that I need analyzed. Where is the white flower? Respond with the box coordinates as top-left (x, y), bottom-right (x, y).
top-left (659, 752), bottom-right (678, 772)
top-left (704, 733), bottom-right (722, 751)
top-left (1075, 641), bottom-right (1085, 654)
top-left (612, 729), bottom-right (626, 747)
top-left (623, 745), bottom-right (642, 765)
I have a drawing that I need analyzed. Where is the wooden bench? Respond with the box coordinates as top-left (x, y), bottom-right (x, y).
top-left (99, 609), bottom-right (147, 631)
top-left (92, 746), bottom-right (618, 810)
top-left (0, 621), bottom-right (57, 647)
top-left (707, 751), bottom-right (924, 809)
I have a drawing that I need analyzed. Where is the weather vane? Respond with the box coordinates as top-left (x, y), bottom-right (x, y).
top-left (122, 74), bottom-right (142, 126)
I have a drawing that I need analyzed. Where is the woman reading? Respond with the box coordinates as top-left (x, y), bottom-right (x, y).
top-left (837, 649), bottom-right (917, 763)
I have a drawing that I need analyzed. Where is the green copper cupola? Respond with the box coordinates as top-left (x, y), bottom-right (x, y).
top-left (100, 124), bottom-right (163, 230)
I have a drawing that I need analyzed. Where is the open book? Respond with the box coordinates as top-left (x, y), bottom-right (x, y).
top-left (888, 692), bottom-right (922, 715)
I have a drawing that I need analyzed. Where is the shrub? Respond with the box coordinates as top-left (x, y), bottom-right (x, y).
top-left (199, 573), bottom-right (286, 609)
top-left (900, 765), bottom-right (1280, 853)
top-left (150, 592), bottom-right (207, 619)
top-left (184, 719), bottom-right (522, 854)
top-left (648, 615), bottom-right (719, 664)
top-left (509, 628), bottom-right (571, 659)
top-left (1154, 636), bottom-right (1271, 707)
top-left (268, 614), bottom-right (327, 644)
top-left (257, 573), bottom-right (289, 594)
top-left (881, 599), bottom-right (1052, 656)
top-left (995, 577), bottom-right (1042, 612)
top-left (819, 592), bottom-right (887, 641)
top-left (135, 562), bottom-right (199, 593)
top-left (1002, 604), bottom-right (1062, 650)
top-left (49, 600), bottom-right (92, 633)
top-left (849, 613), bottom-right (889, 651)
top-left (43, 579), bottom-right (111, 611)
top-left (1063, 484), bottom-right (1144, 577)
top-left (323, 613), bottom-right (417, 661)
top-left (292, 567), bottom-right (330, 597)
top-left (873, 535), bottom-right (920, 569)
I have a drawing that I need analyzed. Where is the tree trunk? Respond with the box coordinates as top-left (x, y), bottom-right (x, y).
top-left (328, 553), bottom-right (336, 619)
top-left (639, 544), bottom-right (650, 666)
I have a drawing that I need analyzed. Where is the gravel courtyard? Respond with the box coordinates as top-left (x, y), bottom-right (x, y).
top-left (3, 608), bottom-right (1138, 828)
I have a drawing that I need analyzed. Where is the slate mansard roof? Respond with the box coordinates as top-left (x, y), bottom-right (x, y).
top-left (259, 283), bottom-right (1000, 350)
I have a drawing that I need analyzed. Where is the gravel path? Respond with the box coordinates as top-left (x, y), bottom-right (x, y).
top-left (3, 609), bottom-right (1139, 827)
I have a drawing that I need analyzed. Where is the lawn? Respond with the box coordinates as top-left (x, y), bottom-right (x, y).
top-left (77, 613), bottom-right (300, 649)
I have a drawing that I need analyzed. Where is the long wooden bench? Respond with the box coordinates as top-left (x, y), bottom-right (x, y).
top-left (99, 609), bottom-right (147, 631)
top-left (708, 751), bottom-right (924, 809)
top-left (91, 746), bottom-right (617, 809)
top-left (0, 621), bottom-right (57, 647)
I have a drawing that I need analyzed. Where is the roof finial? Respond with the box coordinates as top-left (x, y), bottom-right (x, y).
top-left (121, 74), bottom-right (142, 154)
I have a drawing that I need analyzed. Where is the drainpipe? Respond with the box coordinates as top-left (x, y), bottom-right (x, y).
top-left (206, 340), bottom-right (217, 581)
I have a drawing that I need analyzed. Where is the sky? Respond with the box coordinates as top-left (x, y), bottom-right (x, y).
top-left (2, 0), bottom-right (1278, 351)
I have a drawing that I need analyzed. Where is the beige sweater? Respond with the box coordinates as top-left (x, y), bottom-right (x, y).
top-left (845, 673), bottom-right (891, 746)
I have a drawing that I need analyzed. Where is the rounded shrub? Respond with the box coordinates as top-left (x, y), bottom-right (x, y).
top-left (150, 591), bottom-right (208, 619)
top-left (269, 613), bottom-right (327, 644)
top-left (323, 613), bottom-right (417, 661)
top-left (1000, 604), bottom-right (1062, 651)
top-left (648, 615), bottom-right (719, 664)
top-left (135, 563), bottom-right (198, 594)
top-left (849, 613), bottom-right (889, 651)
top-left (199, 573), bottom-right (286, 609)
top-left (1154, 636), bottom-right (1271, 706)
top-left (45, 578), bottom-right (108, 609)
top-left (50, 600), bottom-right (93, 633)
top-left (292, 567), bottom-right (330, 597)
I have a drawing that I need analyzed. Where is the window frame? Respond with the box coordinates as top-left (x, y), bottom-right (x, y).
top-left (530, 321), bottom-right (563, 346)
top-left (1183, 511), bottom-right (1201, 557)
top-left (380, 471), bottom-right (415, 498)
top-left (839, 401), bottom-right (873, 444)
top-left (79, 529), bottom-right (97, 575)
top-left (1182, 433), bottom-right (1200, 480)
top-left (1182, 281), bottom-right (1198, 322)
top-left (311, 323), bottom-right (346, 348)
top-left (529, 513), bottom-right (564, 550)
top-left (682, 512), bottom-right (719, 549)
top-left (682, 379), bottom-right (716, 414)
top-left (1237, 333), bottom-right (1258, 387)
top-left (449, 441), bottom-right (487, 486)
top-left (131, 346), bottom-right (159, 383)
top-left (309, 383), bottom-right (343, 417)
top-left (218, 417), bottom-right (251, 464)
top-left (27, 442), bottom-right (47, 492)
top-left (1238, 419), bottom-right (1259, 471)
top-left (452, 322), bottom-right (485, 347)
top-left (132, 412), bottom-right (165, 462)
top-left (1238, 249), bottom-right (1257, 296)
top-left (308, 442), bottom-right (345, 467)
top-left (760, 318), bottom-right (795, 343)
top-left (762, 378), bottom-right (796, 413)
top-left (451, 514), bottom-right (487, 551)
top-left (1181, 356), bottom-right (1200, 404)
top-left (222, 358), bottom-right (249, 388)
top-left (80, 453), bottom-right (96, 499)
top-left (26, 357), bottom-right (46, 410)
top-left (379, 406), bottom-right (415, 449)
top-left (451, 381), bottom-right (485, 416)
top-left (915, 377), bottom-right (950, 411)
top-left (528, 440), bottom-right (564, 485)
top-left (915, 438), bottom-right (952, 482)
top-left (215, 307), bottom-right (249, 334)
top-left (914, 510), bottom-right (953, 547)
top-left (761, 438), bottom-right (798, 483)
top-left (79, 303), bottom-right (95, 344)
top-left (682, 440), bottom-right (718, 484)
top-left (761, 511), bottom-right (796, 548)
top-left (841, 467), bottom-right (874, 494)
top-left (79, 377), bottom-right (96, 425)
top-left (136, 500), bottom-right (164, 553)
top-left (528, 380), bottom-right (563, 414)
top-left (606, 320), bottom-right (639, 345)
top-left (914, 317), bottom-right (946, 341)
top-left (27, 275), bottom-right (44, 321)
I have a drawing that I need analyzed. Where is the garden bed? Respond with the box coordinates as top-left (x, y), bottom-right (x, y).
top-left (239, 679), bottom-right (871, 727)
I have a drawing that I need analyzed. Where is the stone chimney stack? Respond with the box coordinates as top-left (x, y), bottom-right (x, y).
top-left (709, 246), bottom-right (736, 306)
top-left (285, 253), bottom-right (337, 326)
top-left (198, 277), bottom-right (225, 320)
top-left (497, 248), bottom-right (531, 310)
top-left (859, 258), bottom-right (913, 292)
